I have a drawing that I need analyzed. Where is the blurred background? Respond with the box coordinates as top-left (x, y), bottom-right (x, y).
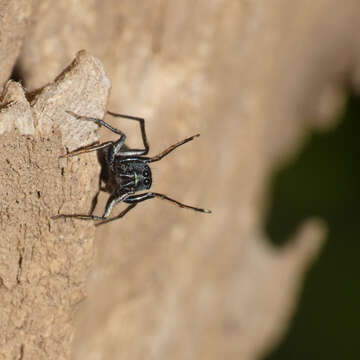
top-left (1, 0), bottom-right (360, 359)
top-left (265, 95), bottom-right (360, 359)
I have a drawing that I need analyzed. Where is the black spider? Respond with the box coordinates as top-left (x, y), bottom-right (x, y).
top-left (52, 111), bottom-right (211, 226)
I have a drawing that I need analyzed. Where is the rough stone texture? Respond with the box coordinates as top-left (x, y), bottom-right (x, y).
top-left (0, 52), bottom-right (109, 359)
top-left (0, 1), bottom-right (360, 360)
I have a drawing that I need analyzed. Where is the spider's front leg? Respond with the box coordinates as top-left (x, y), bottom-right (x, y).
top-left (51, 192), bottom-right (129, 222)
top-left (95, 203), bottom-right (137, 226)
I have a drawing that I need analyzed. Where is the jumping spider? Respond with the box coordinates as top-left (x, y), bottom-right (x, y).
top-left (52, 111), bottom-right (211, 226)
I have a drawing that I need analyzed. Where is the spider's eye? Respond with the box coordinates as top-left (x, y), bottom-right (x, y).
top-left (143, 170), bottom-right (150, 177)
top-left (144, 179), bottom-right (150, 186)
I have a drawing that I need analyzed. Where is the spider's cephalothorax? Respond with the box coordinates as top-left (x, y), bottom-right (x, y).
top-left (112, 160), bottom-right (152, 192)
top-left (52, 110), bottom-right (211, 225)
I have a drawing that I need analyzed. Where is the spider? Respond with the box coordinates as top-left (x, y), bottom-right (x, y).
top-left (52, 111), bottom-right (211, 226)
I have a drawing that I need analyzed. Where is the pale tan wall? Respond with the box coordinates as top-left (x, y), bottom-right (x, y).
top-left (1, 1), bottom-right (360, 359)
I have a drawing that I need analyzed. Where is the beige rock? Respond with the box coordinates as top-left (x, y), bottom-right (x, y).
top-left (0, 51), bottom-right (109, 359)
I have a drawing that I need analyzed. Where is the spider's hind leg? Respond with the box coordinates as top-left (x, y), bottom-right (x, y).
top-left (60, 140), bottom-right (115, 158)
top-left (107, 111), bottom-right (149, 155)
top-left (66, 111), bottom-right (126, 136)
top-left (61, 111), bottom-right (128, 158)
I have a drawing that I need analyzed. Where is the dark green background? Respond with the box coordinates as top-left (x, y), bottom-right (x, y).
top-left (264, 95), bottom-right (360, 359)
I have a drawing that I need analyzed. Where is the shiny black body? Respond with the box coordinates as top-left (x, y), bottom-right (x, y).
top-left (52, 111), bottom-right (211, 225)
top-left (101, 149), bottom-right (152, 195)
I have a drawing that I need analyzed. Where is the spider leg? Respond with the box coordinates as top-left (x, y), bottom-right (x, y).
top-left (95, 203), bottom-right (137, 226)
top-left (107, 111), bottom-right (149, 155)
top-left (63, 110), bottom-right (148, 159)
top-left (124, 191), bottom-right (211, 213)
top-left (89, 176), bottom-right (104, 215)
top-left (60, 141), bottom-right (114, 158)
top-left (145, 134), bottom-right (200, 163)
top-left (62, 111), bottom-right (127, 159)
top-left (66, 111), bottom-right (126, 136)
top-left (51, 192), bottom-right (130, 221)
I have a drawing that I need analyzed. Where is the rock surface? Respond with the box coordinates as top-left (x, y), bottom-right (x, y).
top-left (0, 51), bottom-right (109, 359)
